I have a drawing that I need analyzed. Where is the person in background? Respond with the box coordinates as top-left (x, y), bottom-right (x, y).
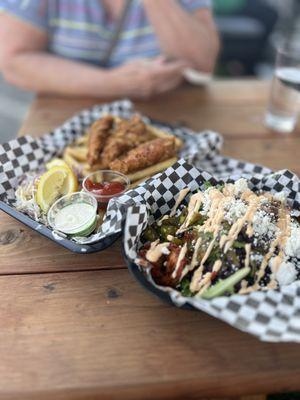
top-left (0, 0), bottom-right (219, 99)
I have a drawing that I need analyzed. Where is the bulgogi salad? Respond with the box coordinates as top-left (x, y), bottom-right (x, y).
top-left (138, 179), bottom-right (300, 299)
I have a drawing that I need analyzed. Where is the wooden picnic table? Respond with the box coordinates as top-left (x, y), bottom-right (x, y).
top-left (1, 79), bottom-right (300, 400)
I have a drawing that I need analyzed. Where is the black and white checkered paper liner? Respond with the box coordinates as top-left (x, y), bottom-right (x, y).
top-left (0, 99), bottom-right (222, 245)
top-left (123, 159), bottom-right (300, 343)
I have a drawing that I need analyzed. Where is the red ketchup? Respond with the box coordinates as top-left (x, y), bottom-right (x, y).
top-left (84, 179), bottom-right (126, 209)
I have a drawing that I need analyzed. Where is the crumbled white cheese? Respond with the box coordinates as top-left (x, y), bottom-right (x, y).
top-left (224, 199), bottom-right (247, 223)
top-left (285, 224), bottom-right (300, 258)
top-left (234, 178), bottom-right (248, 195)
top-left (252, 210), bottom-right (277, 239)
top-left (201, 192), bottom-right (211, 215)
top-left (259, 196), bottom-right (269, 204)
top-left (275, 261), bottom-right (297, 286)
top-left (250, 253), bottom-right (263, 263)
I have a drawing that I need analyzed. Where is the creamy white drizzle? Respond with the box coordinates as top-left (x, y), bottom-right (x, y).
top-left (146, 240), bottom-right (169, 263)
top-left (170, 188), bottom-right (190, 217)
top-left (172, 243), bottom-right (188, 279)
top-left (244, 243), bottom-right (251, 269)
top-left (179, 236), bottom-right (202, 281)
top-left (239, 203), bottom-right (291, 294)
top-left (177, 192), bottom-right (204, 233)
top-left (254, 207), bottom-right (291, 286)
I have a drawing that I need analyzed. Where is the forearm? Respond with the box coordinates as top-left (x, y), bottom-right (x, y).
top-left (2, 52), bottom-right (120, 97)
top-left (143, 0), bottom-right (219, 72)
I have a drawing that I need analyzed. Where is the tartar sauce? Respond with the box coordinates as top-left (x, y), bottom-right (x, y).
top-left (54, 203), bottom-right (95, 233)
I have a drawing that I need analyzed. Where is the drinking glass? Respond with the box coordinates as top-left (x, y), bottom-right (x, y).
top-left (265, 43), bottom-right (300, 133)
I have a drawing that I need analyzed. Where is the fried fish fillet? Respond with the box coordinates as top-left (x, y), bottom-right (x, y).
top-left (109, 137), bottom-right (176, 174)
top-left (87, 115), bottom-right (114, 166)
top-left (101, 137), bottom-right (134, 168)
top-left (115, 115), bottom-right (149, 138)
top-left (100, 115), bottom-right (153, 167)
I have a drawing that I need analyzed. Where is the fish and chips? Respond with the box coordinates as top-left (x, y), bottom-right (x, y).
top-left (63, 115), bottom-right (182, 186)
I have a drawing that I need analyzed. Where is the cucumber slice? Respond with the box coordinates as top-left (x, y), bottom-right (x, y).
top-left (201, 267), bottom-right (251, 299)
top-left (70, 216), bottom-right (98, 237)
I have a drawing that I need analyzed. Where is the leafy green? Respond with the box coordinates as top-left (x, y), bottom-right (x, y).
top-left (233, 240), bottom-right (245, 249)
top-left (203, 181), bottom-right (212, 190)
top-left (179, 208), bottom-right (188, 224)
top-left (226, 249), bottom-right (240, 266)
top-left (189, 212), bottom-right (205, 226)
top-left (180, 277), bottom-right (193, 297)
top-left (143, 226), bottom-right (159, 242)
top-left (161, 216), bottom-right (179, 227)
top-left (208, 246), bottom-right (222, 263)
top-left (172, 238), bottom-right (184, 246)
top-left (201, 231), bottom-right (214, 242)
top-left (159, 225), bottom-right (177, 240)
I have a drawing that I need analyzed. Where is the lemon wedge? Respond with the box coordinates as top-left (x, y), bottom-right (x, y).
top-left (46, 158), bottom-right (71, 171)
top-left (36, 166), bottom-right (78, 212)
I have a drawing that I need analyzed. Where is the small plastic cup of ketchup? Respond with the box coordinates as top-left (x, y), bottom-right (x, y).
top-left (82, 170), bottom-right (130, 210)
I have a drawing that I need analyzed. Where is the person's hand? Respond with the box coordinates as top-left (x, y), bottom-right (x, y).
top-left (110, 57), bottom-right (189, 99)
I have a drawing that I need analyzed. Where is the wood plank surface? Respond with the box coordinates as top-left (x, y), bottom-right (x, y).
top-left (1, 80), bottom-right (300, 399)
top-left (19, 80), bottom-right (299, 139)
top-left (223, 137), bottom-right (300, 175)
top-left (0, 212), bottom-right (124, 275)
top-left (0, 269), bottom-right (300, 400)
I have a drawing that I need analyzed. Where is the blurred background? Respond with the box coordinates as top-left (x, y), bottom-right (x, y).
top-left (1, 0), bottom-right (300, 143)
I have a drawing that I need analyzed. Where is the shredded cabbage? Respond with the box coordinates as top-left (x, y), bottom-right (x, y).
top-left (15, 174), bottom-right (44, 222)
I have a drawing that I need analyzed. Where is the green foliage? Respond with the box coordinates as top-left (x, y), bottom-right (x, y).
top-left (180, 277), bottom-right (193, 297)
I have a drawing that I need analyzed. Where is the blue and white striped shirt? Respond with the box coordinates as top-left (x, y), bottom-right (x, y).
top-left (0, 0), bottom-right (211, 67)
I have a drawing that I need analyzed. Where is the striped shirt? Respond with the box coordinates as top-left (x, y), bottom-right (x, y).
top-left (0, 0), bottom-right (211, 67)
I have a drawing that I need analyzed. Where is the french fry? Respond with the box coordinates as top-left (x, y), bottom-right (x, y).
top-left (129, 177), bottom-right (147, 189)
top-left (127, 157), bottom-right (178, 182)
top-left (63, 149), bottom-right (84, 172)
top-left (147, 125), bottom-right (183, 150)
top-left (67, 146), bottom-right (88, 162)
top-left (82, 166), bottom-right (92, 177)
top-left (82, 161), bottom-right (106, 177)
top-left (75, 134), bottom-right (89, 146)
top-left (61, 115), bottom-right (182, 182)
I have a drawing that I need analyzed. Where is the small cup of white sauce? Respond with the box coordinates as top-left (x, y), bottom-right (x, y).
top-left (48, 192), bottom-right (98, 237)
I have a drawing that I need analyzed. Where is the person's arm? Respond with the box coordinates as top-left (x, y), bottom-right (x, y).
top-left (0, 14), bottom-right (187, 99)
top-left (142, 0), bottom-right (220, 72)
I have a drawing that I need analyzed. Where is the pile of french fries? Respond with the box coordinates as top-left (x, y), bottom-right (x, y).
top-left (63, 116), bottom-right (182, 188)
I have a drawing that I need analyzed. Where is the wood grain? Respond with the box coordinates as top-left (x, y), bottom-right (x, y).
top-left (18, 81), bottom-right (300, 139)
top-left (223, 137), bottom-right (300, 175)
top-left (0, 213), bottom-right (124, 275)
top-left (0, 269), bottom-right (299, 400)
top-left (1, 80), bottom-right (300, 399)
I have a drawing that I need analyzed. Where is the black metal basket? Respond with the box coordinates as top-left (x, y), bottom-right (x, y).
top-left (0, 200), bottom-right (120, 254)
